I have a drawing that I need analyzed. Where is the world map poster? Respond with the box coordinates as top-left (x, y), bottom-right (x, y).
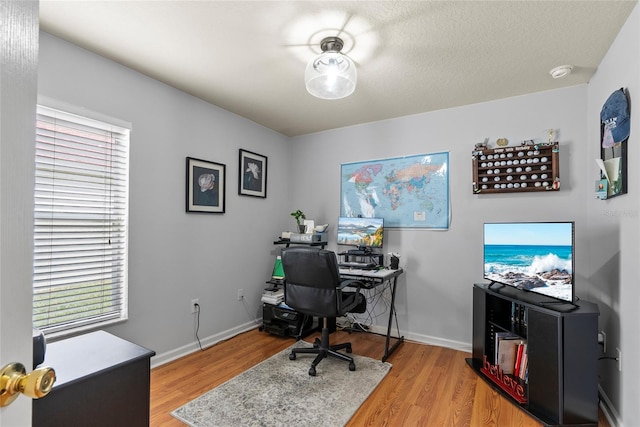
top-left (340, 152), bottom-right (449, 229)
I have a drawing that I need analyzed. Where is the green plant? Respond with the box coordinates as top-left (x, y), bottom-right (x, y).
top-left (290, 209), bottom-right (305, 225)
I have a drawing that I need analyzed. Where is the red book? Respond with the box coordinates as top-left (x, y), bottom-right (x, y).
top-left (514, 341), bottom-right (525, 376)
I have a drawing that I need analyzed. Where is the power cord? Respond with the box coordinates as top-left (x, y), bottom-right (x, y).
top-left (194, 303), bottom-right (204, 351)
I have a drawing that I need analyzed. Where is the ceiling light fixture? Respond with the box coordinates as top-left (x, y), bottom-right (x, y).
top-left (305, 36), bottom-right (357, 100)
top-left (549, 65), bottom-right (574, 79)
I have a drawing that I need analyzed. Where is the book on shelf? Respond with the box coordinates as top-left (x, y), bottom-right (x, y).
top-left (513, 341), bottom-right (525, 376)
top-left (518, 351), bottom-right (529, 380)
top-left (495, 332), bottom-right (520, 374)
top-left (511, 302), bottom-right (528, 326)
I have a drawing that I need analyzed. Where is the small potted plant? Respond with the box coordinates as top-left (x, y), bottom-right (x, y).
top-left (291, 210), bottom-right (306, 233)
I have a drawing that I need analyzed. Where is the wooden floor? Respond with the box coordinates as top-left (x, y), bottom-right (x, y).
top-left (150, 327), bottom-right (611, 426)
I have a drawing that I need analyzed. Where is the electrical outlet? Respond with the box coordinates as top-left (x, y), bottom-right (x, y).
top-left (191, 298), bottom-right (199, 313)
top-left (616, 347), bottom-right (622, 372)
top-left (237, 289), bottom-right (244, 301)
top-left (599, 331), bottom-right (607, 353)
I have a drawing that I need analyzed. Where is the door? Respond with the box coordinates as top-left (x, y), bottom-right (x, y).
top-left (0, 0), bottom-right (39, 425)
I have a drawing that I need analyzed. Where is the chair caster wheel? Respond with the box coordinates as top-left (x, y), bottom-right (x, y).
top-left (289, 353), bottom-right (296, 360)
top-left (309, 367), bottom-right (316, 376)
top-left (349, 362), bottom-right (356, 371)
top-left (346, 346), bottom-right (352, 354)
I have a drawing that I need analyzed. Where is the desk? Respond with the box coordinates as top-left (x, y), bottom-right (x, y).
top-left (339, 267), bottom-right (404, 362)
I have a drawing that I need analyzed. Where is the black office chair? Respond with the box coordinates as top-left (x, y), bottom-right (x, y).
top-left (281, 247), bottom-right (366, 376)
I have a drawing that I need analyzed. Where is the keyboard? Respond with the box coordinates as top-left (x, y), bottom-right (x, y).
top-left (338, 261), bottom-right (376, 269)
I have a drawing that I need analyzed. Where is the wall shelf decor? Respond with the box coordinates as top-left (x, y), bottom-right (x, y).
top-left (596, 88), bottom-right (629, 200)
top-left (472, 142), bottom-right (560, 194)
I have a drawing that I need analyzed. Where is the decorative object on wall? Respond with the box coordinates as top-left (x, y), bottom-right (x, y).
top-left (340, 152), bottom-right (450, 229)
top-left (305, 36), bottom-right (357, 100)
top-left (238, 149), bottom-right (267, 198)
top-left (472, 142), bottom-right (560, 194)
top-left (596, 88), bottom-right (629, 199)
top-left (186, 157), bottom-right (226, 213)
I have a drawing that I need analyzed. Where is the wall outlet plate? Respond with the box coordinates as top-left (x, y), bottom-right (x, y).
top-left (191, 298), bottom-right (199, 313)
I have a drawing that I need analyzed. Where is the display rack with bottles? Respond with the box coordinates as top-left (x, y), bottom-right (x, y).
top-left (472, 142), bottom-right (560, 194)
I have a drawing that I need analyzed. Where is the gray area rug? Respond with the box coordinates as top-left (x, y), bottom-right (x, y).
top-left (172, 341), bottom-right (392, 427)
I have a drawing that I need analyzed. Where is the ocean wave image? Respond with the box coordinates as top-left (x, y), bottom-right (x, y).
top-left (484, 244), bottom-right (573, 302)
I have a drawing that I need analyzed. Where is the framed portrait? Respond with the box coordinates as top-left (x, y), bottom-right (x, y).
top-left (238, 149), bottom-right (267, 198)
top-left (186, 157), bottom-right (226, 213)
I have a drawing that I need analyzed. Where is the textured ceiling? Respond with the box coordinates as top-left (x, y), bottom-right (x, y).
top-left (39, 1), bottom-right (637, 137)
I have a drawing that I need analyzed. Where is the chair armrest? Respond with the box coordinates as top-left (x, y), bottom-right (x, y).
top-left (338, 279), bottom-right (364, 291)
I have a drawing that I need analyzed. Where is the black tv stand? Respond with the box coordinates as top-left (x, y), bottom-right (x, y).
top-left (468, 283), bottom-right (599, 426)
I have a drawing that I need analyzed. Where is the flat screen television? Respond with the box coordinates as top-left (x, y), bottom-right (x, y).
top-left (483, 221), bottom-right (575, 303)
top-left (337, 217), bottom-right (384, 250)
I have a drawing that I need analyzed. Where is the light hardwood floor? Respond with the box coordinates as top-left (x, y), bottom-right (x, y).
top-left (150, 327), bottom-right (610, 426)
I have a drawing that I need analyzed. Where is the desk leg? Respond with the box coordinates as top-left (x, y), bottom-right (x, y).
top-left (382, 276), bottom-right (404, 362)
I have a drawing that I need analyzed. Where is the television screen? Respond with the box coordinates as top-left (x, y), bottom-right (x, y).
top-left (483, 222), bottom-right (574, 303)
top-left (337, 217), bottom-right (384, 249)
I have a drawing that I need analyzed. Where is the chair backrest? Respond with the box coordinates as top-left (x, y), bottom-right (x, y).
top-left (281, 247), bottom-right (341, 318)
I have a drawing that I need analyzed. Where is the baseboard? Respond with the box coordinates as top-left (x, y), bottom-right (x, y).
top-left (598, 384), bottom-right (622, 427)
top-left (150, 320), bottom-right (258, 369)
top-left (367, 324), bottom-right (472, 353)
top-left (152, 320), bottom-right (472, 369)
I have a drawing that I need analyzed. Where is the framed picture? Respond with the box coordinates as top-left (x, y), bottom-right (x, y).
top-left (186, 157), bottom-right (226, 213)
top-left (238, 149), bottom-right (267, 198)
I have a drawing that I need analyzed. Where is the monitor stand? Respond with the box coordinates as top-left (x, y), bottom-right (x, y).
top-left (347, 246), bottom-right (373, 256)
top-left (486, 280), bottom-right (504, 289)
top-left (342, 248), bottom-right (383, 267)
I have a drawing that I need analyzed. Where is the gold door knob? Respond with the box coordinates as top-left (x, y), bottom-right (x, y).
top-left (0, 363), bottom-right (56, 407)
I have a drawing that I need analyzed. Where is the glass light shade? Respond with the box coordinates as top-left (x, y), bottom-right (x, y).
top-left (305, 51), bottom-right (357, 100)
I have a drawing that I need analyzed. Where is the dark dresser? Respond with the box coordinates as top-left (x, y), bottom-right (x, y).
top-left (33, 330), bottom-right (155, 427)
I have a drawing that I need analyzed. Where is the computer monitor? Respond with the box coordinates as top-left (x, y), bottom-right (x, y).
top-left (337, 217), bottom-right (384, 250)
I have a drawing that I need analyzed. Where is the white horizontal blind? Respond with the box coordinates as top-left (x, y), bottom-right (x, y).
top-left (33, 105), bottom-right (130, 335)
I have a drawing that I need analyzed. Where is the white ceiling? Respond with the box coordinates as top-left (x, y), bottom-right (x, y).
top-left (39, 1), bottom-right (637, 137)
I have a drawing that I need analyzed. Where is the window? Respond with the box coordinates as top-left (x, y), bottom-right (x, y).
top-left (33, 105), bottom-right (130, 337)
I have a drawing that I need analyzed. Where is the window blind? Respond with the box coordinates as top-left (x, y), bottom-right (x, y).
top-left (33, 105), bottom-right (130, 336)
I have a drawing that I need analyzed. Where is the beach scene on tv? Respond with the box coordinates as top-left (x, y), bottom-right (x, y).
top-left (483, 222), bottom-right (574, 302)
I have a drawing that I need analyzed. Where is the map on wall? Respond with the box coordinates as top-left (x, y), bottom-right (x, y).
top-left (340, 152), bottom-right (450, 229)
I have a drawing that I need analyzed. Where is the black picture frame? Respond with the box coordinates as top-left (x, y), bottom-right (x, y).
top-left (186, 157), bottom-right (226, 213)
top-left (238, 149), bottom-right (267, 198)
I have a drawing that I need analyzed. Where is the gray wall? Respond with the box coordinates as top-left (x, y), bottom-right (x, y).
top-left (37, 4), bottom-right (640, 423)
top-left (39, 32), bottom-right (293, 363)
top-left (586, 5), bottom-right (639, 426)
top-left (290, 86), bottom-right (589, 350)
